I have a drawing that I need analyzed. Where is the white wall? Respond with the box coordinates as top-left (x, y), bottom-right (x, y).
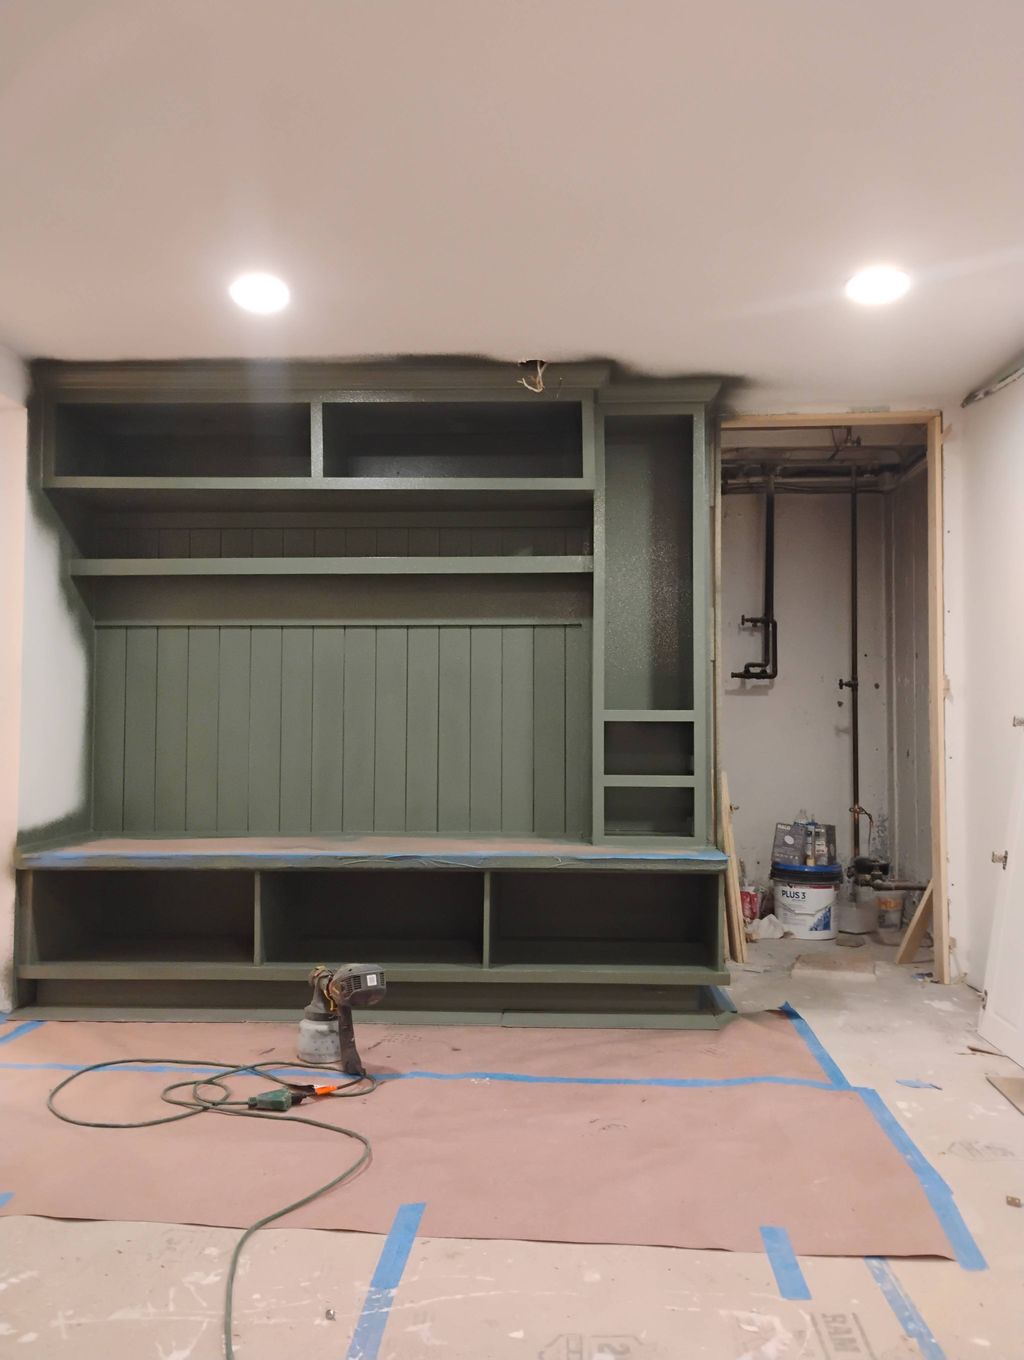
top-left (0, 348), bottom-right (27, 1012)
top-left (720, 490), bottom-right (890, 882)
top-left (943, 386), bottom-right (1024, 987)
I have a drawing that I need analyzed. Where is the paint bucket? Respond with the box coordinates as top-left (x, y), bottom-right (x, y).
top-left (876, 892), bottom-right (905, 932)
top-left (839, 885), bottom-right (877, 934)
top-left (771, 864), bottom-right (842, 939)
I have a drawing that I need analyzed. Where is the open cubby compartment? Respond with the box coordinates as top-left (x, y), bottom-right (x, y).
top-left (489, 871), bottom-right (719, 969)
top-left (604, 720), bottom-right (695, 776)
top-left (603, 413), bottom-right (694, 710)
top-left (53, 402), bottom-right (312, 477)
top-left (24, 870), bottom-right (256, 964)
top-left (604, 786), bottom-right (695, 839)
top-left (322, 401), bottom-right (584, 479)
top-left (258, 870), bottom-right (486, 965)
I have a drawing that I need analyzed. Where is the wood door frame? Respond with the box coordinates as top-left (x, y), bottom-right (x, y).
top-left (718, 410), bottom-right (949, 982)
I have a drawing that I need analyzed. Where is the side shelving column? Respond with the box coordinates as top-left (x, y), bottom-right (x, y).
top-left (592, 383), bottom-right (720, 845)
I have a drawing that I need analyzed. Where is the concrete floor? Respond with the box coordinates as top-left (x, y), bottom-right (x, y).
top-left (2, 938), bottom-right (1023, 1358)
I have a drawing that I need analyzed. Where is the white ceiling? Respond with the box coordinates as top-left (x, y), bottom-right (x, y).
top-left (2, 0), bottom-right (1024, 410)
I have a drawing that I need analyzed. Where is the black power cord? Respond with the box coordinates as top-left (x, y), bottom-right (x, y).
top-left (48, 1057), bottom-right (378, 1359)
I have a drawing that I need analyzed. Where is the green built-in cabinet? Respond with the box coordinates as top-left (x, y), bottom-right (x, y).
top-left (15, 362), bottom-right (727, 1023)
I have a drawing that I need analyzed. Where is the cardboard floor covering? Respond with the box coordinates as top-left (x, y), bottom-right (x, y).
top-left (0, 1013), bottom-right (953, 1258)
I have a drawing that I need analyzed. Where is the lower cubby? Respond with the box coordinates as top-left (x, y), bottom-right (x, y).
top-left (489, 871), bottom-right (720, 971)
top-left (22, 870), bottom-right (255, 966)
top-left (259, 870), bottom-right (485, 965)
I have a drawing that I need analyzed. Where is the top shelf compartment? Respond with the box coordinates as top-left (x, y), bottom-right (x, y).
top-left (322, 401), bottom-right (583, 479)
top-left (54, 403), bottom-right (312, 478)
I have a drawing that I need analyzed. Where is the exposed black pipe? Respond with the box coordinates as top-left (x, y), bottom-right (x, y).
top-left (731, 471), bottom-right (779, 680)
top-left (838, 468), bottom-right (862, 856)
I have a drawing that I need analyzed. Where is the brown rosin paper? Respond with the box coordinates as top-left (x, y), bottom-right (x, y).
top-left (0, 1017), bottom-right (952, 1258)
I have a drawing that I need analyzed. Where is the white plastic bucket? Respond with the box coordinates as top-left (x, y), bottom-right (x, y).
top-left (773, 878), bottom-right (838, 939)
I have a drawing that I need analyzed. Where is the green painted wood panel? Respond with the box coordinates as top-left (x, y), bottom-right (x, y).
top-left (437, 627), bottom-right (471, 831)
top-left (280, 628), bottom-right (314, 832)
top-left (405, 627), bottom-right (440, 832)
top-left (500, 627), bottom-right (533, 833)
top-left (92, 623), bottom-right (588, 838)
top-left (154, 628), bottom-right (188, 829)
top-left (470, 628), bottom-right (502, 831)
top-left (342, 628), bottom-right (376, 831)
top-left (93, 628), bottom-right (127, 830)
top-left (564, 620), bottom-right (590, 838)
top-left (185, 628), bottom-right (220, 831)
top-left (533, 627), bottom-right (566, 835)
top-left (190, 528), bottom-right (221, 558)
top-left (310, 629), bottom-right (345, 833)
top-left (122, 627), bottom-right (158, 832)
top-left (248, 628), bottom-right (283, 832)
top-left (373, 629), bottom-right (409, 830)
top-left (216, 628), bottom-right (251, 832)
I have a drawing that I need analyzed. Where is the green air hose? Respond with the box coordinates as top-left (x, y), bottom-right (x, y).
top-left (48, 1057), bottom-right (378, 1359)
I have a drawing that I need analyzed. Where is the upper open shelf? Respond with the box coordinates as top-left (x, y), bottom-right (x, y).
top-left (45, 398), bottom-right (594, 509)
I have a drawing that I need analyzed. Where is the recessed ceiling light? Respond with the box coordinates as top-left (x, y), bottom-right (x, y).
top-left (229, 272), bottom-right (290, 314)
top-left (845, 265), bottom-right (911, 306)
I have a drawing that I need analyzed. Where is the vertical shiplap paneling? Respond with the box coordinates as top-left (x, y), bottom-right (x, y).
top-left (405, 627), bottom-right (440, 831)
top-left (533, 626), bottom-right (567, 835)
top-left (280, 628), bottom-right (314, 832)
top-left (221, 528), bottom-right (252, 557)
top-left (311, 628), bottom-right (345, 833)
top-left (185, 628), bottom-right (220, 831)
top-left (315, 528), bottom-right (346, 557)
top-left (376, 528), bottom-right (409, 556)
top-left (216, 627), bottom-right (251, 832)
top-left (190, 529), bottom-right (221, 558)
top-left (248, 627), bottom-right (283, 833)
top-left (564, 622), bottom-right (590, 838)
top-left (122, 627), bottom-right (158, 832)
top-left (470, 628), bottom-right (502, 831)
top-left (437, 627), bottom-right (471, 830)
top-left (283, 528), bottom-right (315, 556)
top-left (159, 528), bottom-right (190, 557)
top-left (93, 628), bottom-right (127, 831)
top-left (99, 622), bottom-right (588, 839)
top-left (408, 528), bottom-right (440, 556)
top-left (154, 628), bottom-right (188, 830)
top-left (343, 628), bottom-right (376, 830)
top-left (500, 627), bottom-right (534, 832)
top-left (374, 628), bottom-right (409, 830)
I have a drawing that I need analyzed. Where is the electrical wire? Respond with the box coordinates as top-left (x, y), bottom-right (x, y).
top-left (48, 1056), bottom-right (378, 1359)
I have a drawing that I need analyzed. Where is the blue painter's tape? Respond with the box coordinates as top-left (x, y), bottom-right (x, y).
top-left (346, 1201), bottom-right (425, 1360)
top-left (708, 985), bottom-right (737, 1014)
top-left (0, 1058), bottom-right (836, 1090)
top-left (856, 1087), bottom-right (986, 1271)
top-left (0, 1021), bottom-right (43, 1047)
top-left (0, 1192), bottom-right (13, 1209)
top-left (778, 1002), bottom-right (850, 1089)
top-left (760, 1225), bottom-right (811, 1300)
top-left (865, 1258), bottom-right (947, 1359)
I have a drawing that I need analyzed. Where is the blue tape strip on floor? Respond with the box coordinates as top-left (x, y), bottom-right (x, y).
top-left (0, 1193), bottom-right (13, 1209)
top-left (0, 1058), bottom-right (835, 1090)
top-left (865, 1257), bottom-right (947, 1360)
top-left (760, 1225), bottom-right (811, 1299)
top-left (856, 1087), bottom-right (986, 1271)
top-left (778, 1002), bottom-right (850, 1089)
top-left (0, 1021), bottom-right (44, 1047)
top-left (345, 1201), bottom-right (425, 1360)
